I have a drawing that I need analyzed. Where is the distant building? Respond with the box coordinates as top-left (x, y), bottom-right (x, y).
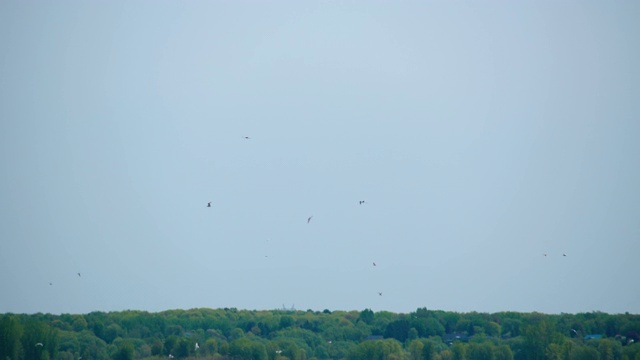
top-left (443, 332), bottom-right (472, 343)
top-left (584, 334), bottom-right (603, 340)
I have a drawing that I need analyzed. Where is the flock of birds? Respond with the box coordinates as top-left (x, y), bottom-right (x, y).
top-left (45, 130), bottom-right (570, 299)
top-left (204, 148), bottom-right (380, 298)
top-left (38, 135), bottom-right (574, 355)
top-left (48, 272), bottom-right (81, 287)
top-left (200, 136), bottom-right (571, 300)
top-left (206, 191), bottom-right (380, 296)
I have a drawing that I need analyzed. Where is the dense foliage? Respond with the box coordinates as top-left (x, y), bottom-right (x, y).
top-left (2, 308), bottom-right (640, 360)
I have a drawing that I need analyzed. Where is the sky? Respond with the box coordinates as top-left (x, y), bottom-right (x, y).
top-left (1, 1), bottom-right (639, 316)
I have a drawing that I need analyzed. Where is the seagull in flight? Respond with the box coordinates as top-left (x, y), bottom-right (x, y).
top-left (207, 202), bottom-right (212, 208)
top-left (35, 343), bottom-right (43, 347)
top-left (77, 272), bottom-right (81, 277)
top-left (378, 292), bottom-right (383, 296)
top-left (373, 262), bottom-right (376, 267)
top-left (563, 253), bottom-right (567, 257)
top-left (359, 200), bottom-right (365, 205)
top-left (307, 216), bottom-right (313, 223)
top-left (243, 136), bottom-right (251, 139)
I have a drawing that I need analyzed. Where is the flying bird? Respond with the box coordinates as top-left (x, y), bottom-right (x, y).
top-left (195, 343), bottom-right (199, 351)
top-left (307, 216), bottom-right (313, 223)
top-left (243, 136), bottom-right (251, 139)
top-left (49, 282), bottom-right (53, 286)
top-left (563, 253), bottom-right (567, 257)
top-left (359, 200), bottom-right (365, 205)
top-left (77, 272), bottom-right (81, 277)
top-left (373, 262), bottom-right (377, 267)
top-left (35, 343), bottom-right (43, 347)
top-left (207, 202), bottom-right (212, 207)
top-left (378, 292), bottom-right (383, 296)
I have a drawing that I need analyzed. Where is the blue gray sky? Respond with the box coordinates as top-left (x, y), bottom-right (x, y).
top-left (1, 1), bottom-right (639, 315)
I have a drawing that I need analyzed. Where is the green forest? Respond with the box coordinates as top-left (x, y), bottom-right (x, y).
top-left (1, 308), bottom-right (640, 360)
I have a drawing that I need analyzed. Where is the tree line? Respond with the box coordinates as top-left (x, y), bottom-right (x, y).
top-left (1, 307), bottom-right (640, 360)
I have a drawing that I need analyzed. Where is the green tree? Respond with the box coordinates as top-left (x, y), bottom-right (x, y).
top-left (77, 331), bottom-right (109, 360)
top-left (164, 335), bottom-right (179, 356)
top-left (599, 339), bottom-right (614, 360)
top-left (230, 327), bottom-right (245, 340)
top-left (467, 342), bottom-right (494, 360)
top-left (114, 340), bottom-right (134, 360)
top-left (72, 316), bottom-right (88, 332)
top-left (229, 337), bottom-right (253, 359)
top-left (452, 342), bottom-right (466, 360)
top-left (150, 339), bottom-right (163, 356)
top-left (174, 338), bottom-right (191, 358)
top-left (569, 345), bottom-right (599, 360)
top-left (522, 315), bottom-right (554, 360)
top-left (409, 340), bottom-right (424, 360)
top-left (545, 343), bottom-right (563, 360)
top-left (423, 318), bottom-right (446, 338)
top-left (229, 337), bottom-right (268, 360)
top-left (598, 338), bottom-right (622, 360)
top-left (22, 320), bottom-right (58, 360)
top-left (384, 319), bottom-right (410, 343)
top-left (280, 316), bottom-right (295, 329)
top-left (203, 338), bottom-right (219, 356)
top-left (501, 319), bottom-right (521, 337)
top-left (0, 316), bottom-right (23, 360)
top-left (359, 309), bottom-right (375, 325)
top-left (442, 313), bottom-right (461, 333)
top-left (484, 322), bottom-right (501, 338)
top-left (494, 345), bottom-right (513, 360)
top-left (421, 339), bottom-right (436, 360)
top-left (347, 338), bottom-right (403, 360)
top-left (102, 324), bottom-right (123, 344)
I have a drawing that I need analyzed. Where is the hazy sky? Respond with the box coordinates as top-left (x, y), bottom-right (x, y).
top-left (1, 1), bottom-right (639, 316)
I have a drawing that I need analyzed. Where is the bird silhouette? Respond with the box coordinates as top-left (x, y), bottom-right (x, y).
top-left (378, 292), bottom-right (383, 296)
top-left (207, 202), bottom-right (212, 207)
top-left (373, 262), bottom-right (377, 266)
top-left (35, 343), bottom-right (43, 347)
top-left (307, 216), bottom-right (313, 223)
top-left (243, 136), bottom-right (251, 139)
top-left (359, 200), bottom-right (365, 205)
top-left (563, 253), bottom-right (567, 257)
top-left (77, 272), bottom-right (81, 277)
